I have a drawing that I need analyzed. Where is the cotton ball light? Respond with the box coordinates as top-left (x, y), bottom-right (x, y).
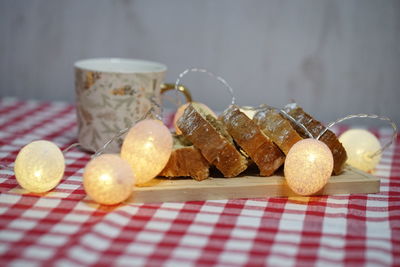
top-left (83, 154), bottom-right (134, 205)
top-left (14, 140), bottom-right (65, 193)
top-left (339, 129), bottom-right (381, 173)
top-left (121, 119), bottom-right (173, 185)
top-left (174, 102), bottom-right (216, 134)
top-left (284, 139), bottom-right (334, 196)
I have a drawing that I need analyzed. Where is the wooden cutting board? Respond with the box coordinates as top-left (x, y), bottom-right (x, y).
top-left (129, 166), bottom-right (380, 203)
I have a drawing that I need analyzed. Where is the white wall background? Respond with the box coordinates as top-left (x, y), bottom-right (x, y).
top-left (0, 0), bottom-right (399, 125)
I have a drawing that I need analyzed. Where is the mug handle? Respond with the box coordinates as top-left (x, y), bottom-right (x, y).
top-left (161, 83), bottom-right (192, 103)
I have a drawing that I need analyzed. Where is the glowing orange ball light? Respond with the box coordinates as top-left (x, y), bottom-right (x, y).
top-left (121, 119), bottom-right (173, 185)
top-left (83, 154), bottom-right (134, 205)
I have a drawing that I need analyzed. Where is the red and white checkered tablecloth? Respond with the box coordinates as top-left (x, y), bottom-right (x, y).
top-left (0, 98), bottom-right (399, 266)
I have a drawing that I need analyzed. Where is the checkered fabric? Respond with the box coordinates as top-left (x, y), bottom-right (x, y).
top-left (0, 98), bottom-right (399, 266)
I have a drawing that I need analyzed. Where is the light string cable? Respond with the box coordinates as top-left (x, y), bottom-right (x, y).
top-left (240, 104), bottom-right (315, 139)
top-left (62, 143), bottom-right (81, 153)
top-left (92, 89), bottom-right (162, 158)
top-left (0, 163), bottom-right (13, 171)
top-left (175, 68), bottom-right (236, 106)
top-left (92, 105), bottom-right (159, 158)
top-left (62, 102), bottom-right (160, 158)
top-left (316, 114), bottom-right (397, 158)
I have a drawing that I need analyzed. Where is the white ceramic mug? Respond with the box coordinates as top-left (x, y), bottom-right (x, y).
top-left (74, 58), bottom-right (167, 152)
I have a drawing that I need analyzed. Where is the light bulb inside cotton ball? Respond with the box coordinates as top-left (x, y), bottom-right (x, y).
top-left (14, 140), bottom-right (65, 193)
top-left (174, 102), bottom-right (216, 134)
top-left (83, 154), bottom-right (134, 205)
top-left (284, 139), bottom-right (334, 196)
top-left (339, 129), bottom-right (381, 173)
top-left (121, 119), bottom-right (173, 185)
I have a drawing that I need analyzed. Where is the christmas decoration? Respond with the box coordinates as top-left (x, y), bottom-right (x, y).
top-left (284, 139), bottom-right (334, 195)
top-left (121, 119), bottom-right (173, 185)
top-left (14, 140), bottom-right (65, 193)
top-left (339, 129), bottom-right (381, 173)
top-left (83, 154), bottom-right (134, 205)
top-left (1, 67), bottom-right (396, 203)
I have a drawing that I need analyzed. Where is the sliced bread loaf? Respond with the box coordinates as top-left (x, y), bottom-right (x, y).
top-left (177, 103), bottom-right (248, 177)
top-left (220, 105), bottom-right (285, 176)
top-left (253, 107), bottom-right (303, 155)
top-left (159, 135), bottom-right (209, 181)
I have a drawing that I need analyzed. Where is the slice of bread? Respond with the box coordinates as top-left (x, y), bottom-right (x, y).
top-left (159, 135), bottom-right (209, 181)
top-left (177, 103), bottom-right (248, 177)
top-left (253, 107), bottom-right (303, 155)
top-left (283, 103), bottom-right (347, 175)
top-left (220, 105), bottom-right (285, 176)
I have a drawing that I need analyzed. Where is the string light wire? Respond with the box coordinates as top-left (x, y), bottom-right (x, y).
top-left (175, 68), bottom-right (236, 106)
top-left (317, 113), bottom-right (397, 158)
top-left (62, 143), bottom-right (81, 153)
top-left (92, 106), bottom-right (158, 158)
top-left (0, 164), bottom-right (13, 171)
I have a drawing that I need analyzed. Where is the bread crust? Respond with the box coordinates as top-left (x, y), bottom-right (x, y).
top-left (220, 105), bottom-right (285, 176)
top-left (159, 145), bottom-right (209, 181)
top-left (177, 104), bottom-right (248, 177)
top-left (253, 107), bottom-right (303, 155)
top-left (283, 103), bottom-right (347, 175)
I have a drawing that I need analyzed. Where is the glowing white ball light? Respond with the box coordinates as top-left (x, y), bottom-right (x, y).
top-left (121, 119), bottom-right (173, 185)
top-left (14, 140), bottom-right (65, 193)
top-left (284, 139), bottom-right (334, 196)
top-left (339, 129), bottom-right (381, 173)
top-left (83, 154), bottom-right (134, 205)
top-left (174, 102), bottom-right (216, 134)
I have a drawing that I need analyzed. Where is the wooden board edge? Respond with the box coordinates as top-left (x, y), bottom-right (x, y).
top-left (129, 166), bottom-right (381, 203)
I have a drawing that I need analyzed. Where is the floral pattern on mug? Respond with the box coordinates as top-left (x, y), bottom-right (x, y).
top-left (75, 66), bottom-right (165, 152)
